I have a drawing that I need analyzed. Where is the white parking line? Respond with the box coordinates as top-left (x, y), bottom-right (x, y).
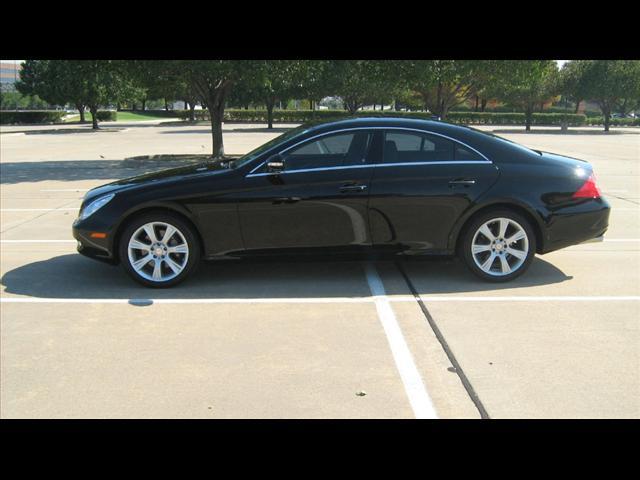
top-left (1, 240), bottom-right (76, 243)
top-left (1, 208), bottom-right (78, 212)
top-left (364, 263), bottom-right (438, 419)
top-left (1, 295), bottom-right (637, 304)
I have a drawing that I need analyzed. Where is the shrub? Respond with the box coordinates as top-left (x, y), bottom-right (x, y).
top-left (585, 116), bottom-right (639, 126)
top-left (0, 110), bottom-right (66, 124)
top-left (173, 109), bottom-right (588, 127)
top-left (94, 110), bottom-right (117, 121)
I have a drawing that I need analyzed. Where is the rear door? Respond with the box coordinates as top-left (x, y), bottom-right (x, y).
top-left (368, 129), bottom-right (499, 253)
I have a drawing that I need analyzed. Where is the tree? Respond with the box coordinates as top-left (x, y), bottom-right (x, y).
top-left (404, 60), bottom-right (479, 119)
top-left (495, 60), bottom-right (559, 131)
top-left (17, 60), bottom-right (138, 129)
top-left (559, 60), bottom-right (591, 113)
top-left (179, 61), bottom-right (259, 158)
top-left (579, 60), bottom-right (640, 131)
top-left (331, 61), bottom-right (402, 114)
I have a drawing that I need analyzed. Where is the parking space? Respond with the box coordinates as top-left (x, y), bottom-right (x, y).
top-left (1, 122), bottom-right (638, 418)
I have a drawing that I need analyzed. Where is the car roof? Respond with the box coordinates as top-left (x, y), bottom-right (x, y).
top-left (301, 116), bottom-right (475, 137)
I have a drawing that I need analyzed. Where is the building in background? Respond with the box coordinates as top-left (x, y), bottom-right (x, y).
top-left (1, 60), bottom-right (22, 92)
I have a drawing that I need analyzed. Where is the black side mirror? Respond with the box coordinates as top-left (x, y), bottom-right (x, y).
top-left (266, 154), bottom-right (284, 173)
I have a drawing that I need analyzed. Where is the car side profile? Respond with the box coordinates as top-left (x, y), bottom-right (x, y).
top-left (72, 117), bottom-right (610, 287)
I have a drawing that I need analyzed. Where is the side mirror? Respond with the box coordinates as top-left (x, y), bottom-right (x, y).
top-left (266, 154), bottom-right (284, 173)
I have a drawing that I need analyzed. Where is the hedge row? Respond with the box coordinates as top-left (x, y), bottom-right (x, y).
top-left (585, 116), bottom-right (639, 126)
top-left (0, 110), bottom-right (66, 124)
top-left (175, 109), bottom-right (588, 126)
top-left (0, 110), bottom-right (117, 124)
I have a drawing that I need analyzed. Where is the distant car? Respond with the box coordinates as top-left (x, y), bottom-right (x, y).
top-left (73, 117), bottom-right (610, 287)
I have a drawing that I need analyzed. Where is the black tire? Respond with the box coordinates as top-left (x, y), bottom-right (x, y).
top-left (460, 209), bottom-right (536, 282)
top-left (118, 212), bottom-right (200, 288)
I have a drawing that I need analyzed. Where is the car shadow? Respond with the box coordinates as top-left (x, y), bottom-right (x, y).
top-left (1, 254), bottom-right (572, 300)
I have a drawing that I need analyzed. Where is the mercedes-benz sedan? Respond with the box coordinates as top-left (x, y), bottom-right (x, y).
top-left (73, 117), bottom-right (610, 287)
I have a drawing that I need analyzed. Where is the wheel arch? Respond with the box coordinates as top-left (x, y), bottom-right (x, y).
top-left (111, 203), bottom-right (205, 264)
top-left (450, 200), bottom-right (546, 255)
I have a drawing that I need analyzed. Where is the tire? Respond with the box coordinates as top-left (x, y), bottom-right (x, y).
top-left (119, 212), bottom-right (200, 288)
top-left (460, 209), bottom-right (536, 282)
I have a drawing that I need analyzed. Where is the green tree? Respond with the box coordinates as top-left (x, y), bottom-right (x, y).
top-left (559, 60), bottom-right (590, 113)
top-left (404, 60), bottom-right (479, 119)
top-left (331, 61), bottom-right (402, 114)
top-left (17, 60), bottom-right (138, 129)
top-left (496, 60), bottom-right (559, 131)
top-left (579, 60), bottom-right (640, 131)
top-left (179, 61), bottom-right (259, 158)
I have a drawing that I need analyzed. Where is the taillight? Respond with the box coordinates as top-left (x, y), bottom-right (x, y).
top-left (572, 173), bottom-right (601, 199)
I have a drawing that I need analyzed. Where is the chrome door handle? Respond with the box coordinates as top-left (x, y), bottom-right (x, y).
top-left (340, 184), bottom-right (367, 193)
top-left (448, 179), bottom-right (476, 186)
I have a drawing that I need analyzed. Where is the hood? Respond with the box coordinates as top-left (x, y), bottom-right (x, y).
top-left (83, 161), bottom-right (232, 203)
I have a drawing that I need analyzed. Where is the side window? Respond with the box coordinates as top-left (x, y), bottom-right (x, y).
top-left (384, 131), bottom-right (454, 163)
top-left (455, 145), bottom-right (485, 161)
top-left (284, 131), bottom-right (371, 171)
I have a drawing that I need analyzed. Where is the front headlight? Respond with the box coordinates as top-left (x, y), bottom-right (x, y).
top-left (79, 193), bottom-right (115, 220)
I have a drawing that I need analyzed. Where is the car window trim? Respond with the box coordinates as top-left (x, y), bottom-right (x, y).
top-left (246, 126), bottom-right (491, 177)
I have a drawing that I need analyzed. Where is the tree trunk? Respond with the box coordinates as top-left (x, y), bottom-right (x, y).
top-left (602, 105), bottom-right (611, 132)
top-left (481, 98), bottom-right (487, 112)
top-left (474, 95), bottom-right (479, 112)
top-left (164, 98), bottom-right (169, 111)
top-left (525, 103), bottom-right (533, 131)
top-left (206, 90), bottom-right (227, 159)
top-left (132, 103), bottom-right (137, 111)
top-left (77, 104), bottom-right (85, 123)
top-left (574, 100), bottom-right (581, 114)
top-left (89, 105), bottom-right (99, 130)
top-left (141, 100), bottom-right (146, 111)
top-left (188, 102), bottom-right (195, 121)
top-left (184, 100), bottom-right (188, 110)
top-left (266, 100), bottom-right (274, 129)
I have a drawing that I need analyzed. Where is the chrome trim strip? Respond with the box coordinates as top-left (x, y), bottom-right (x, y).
top-left (245, 126), bottom-right (492, 177)
top-left (246, 161), bottom-right (491, 178)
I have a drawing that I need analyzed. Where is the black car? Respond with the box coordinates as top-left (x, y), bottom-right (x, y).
top-left (72, 117), bottom-right (610, 287)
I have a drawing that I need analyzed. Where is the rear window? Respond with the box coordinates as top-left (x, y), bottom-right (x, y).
top-left (455, 145), bottom-right (485, 161)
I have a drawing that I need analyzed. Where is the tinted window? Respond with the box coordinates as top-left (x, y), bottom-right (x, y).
top-left (284, 131), bottom-right (371, 171)
top-left (384, 131), bottom-right (454, 163)
top-left (455, 145), bottom-right (484, 161)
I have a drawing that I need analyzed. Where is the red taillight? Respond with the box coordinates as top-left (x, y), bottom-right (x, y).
top-left (572, 173), bottom-right (601, 199)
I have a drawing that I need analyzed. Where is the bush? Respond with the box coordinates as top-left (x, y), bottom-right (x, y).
top-left (0, 110), bottom-right (66, 124)
top-left (94, 110), bottom-right (117, 121)
top-left (586, 116), bottom-right (639, 126)
top-left (173, 109), bottom-right (588, 127)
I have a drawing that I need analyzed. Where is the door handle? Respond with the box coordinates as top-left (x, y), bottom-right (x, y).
top-left (340, 184), bottom-right (367, 193)
top-left (448, 178), bottom-right (476, 186)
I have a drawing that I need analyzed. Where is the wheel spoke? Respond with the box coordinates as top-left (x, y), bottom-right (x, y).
top-left (506, 230), bottom-right (526, 244)
top-left (129, 239), bottom-right (150, 251)
top-left (472, 244), bottom-right (492, 255)
top-left (167, 243), bottom-right (188, 254)
top-left (479, 224), bottom-right (495, 242)
top-left (162, 225), bottom-right (176, 244)
top-left (152, 259), bottom-right (163, 280)
top-left (132, 254), bottom-right (152, 271)
top-left (506, 247), bottom-right (526, 260)
top-left (499, 255), bottom-right (511, 274)
top-left (164, 257), bottom-right (183, 274)
top-left (498, 219), bottom-right (509, 239)
top-left (481, 252), bottom-right (497, 271)
top-left (143, 224), bottom-right (158, 243)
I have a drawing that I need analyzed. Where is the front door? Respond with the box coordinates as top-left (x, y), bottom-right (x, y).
top-left (238, 129), bottom-right (376, 254)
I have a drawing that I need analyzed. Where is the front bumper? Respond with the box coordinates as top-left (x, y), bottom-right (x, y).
top-left (72, 218), bottom-right (117, 264)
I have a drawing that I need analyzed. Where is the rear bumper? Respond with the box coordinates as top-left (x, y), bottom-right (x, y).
top-left (540, 197), bottom-right (610, 253)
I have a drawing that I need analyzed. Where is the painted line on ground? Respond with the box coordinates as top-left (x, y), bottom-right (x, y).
top-left (1, 208), bottom-right (78, 212)
top-left (364, 263), bottom-right (438, 419)
top-left (39, 189), bottom-right (90, 192)
top-left (1, 240), bottom-right (77, 243)
top-left (0, 295), bottom-right (638, 304)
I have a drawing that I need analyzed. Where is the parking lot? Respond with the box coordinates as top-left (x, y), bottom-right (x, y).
top-left (1, 121), bottom-right (638, 418)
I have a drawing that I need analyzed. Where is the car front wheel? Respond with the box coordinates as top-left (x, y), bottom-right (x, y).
top-left (461, 210), bottom-right (536, 282)
top-left (119, 213), bottom-right (200, 288)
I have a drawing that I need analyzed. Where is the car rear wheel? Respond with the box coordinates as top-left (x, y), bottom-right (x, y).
top-left (461, 210), bottom-right (536, 282)
top-left (119, 213), bottom-right (200, 288)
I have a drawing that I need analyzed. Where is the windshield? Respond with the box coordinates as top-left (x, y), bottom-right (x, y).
top-left (233, 125), bottom-right (311, 168)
